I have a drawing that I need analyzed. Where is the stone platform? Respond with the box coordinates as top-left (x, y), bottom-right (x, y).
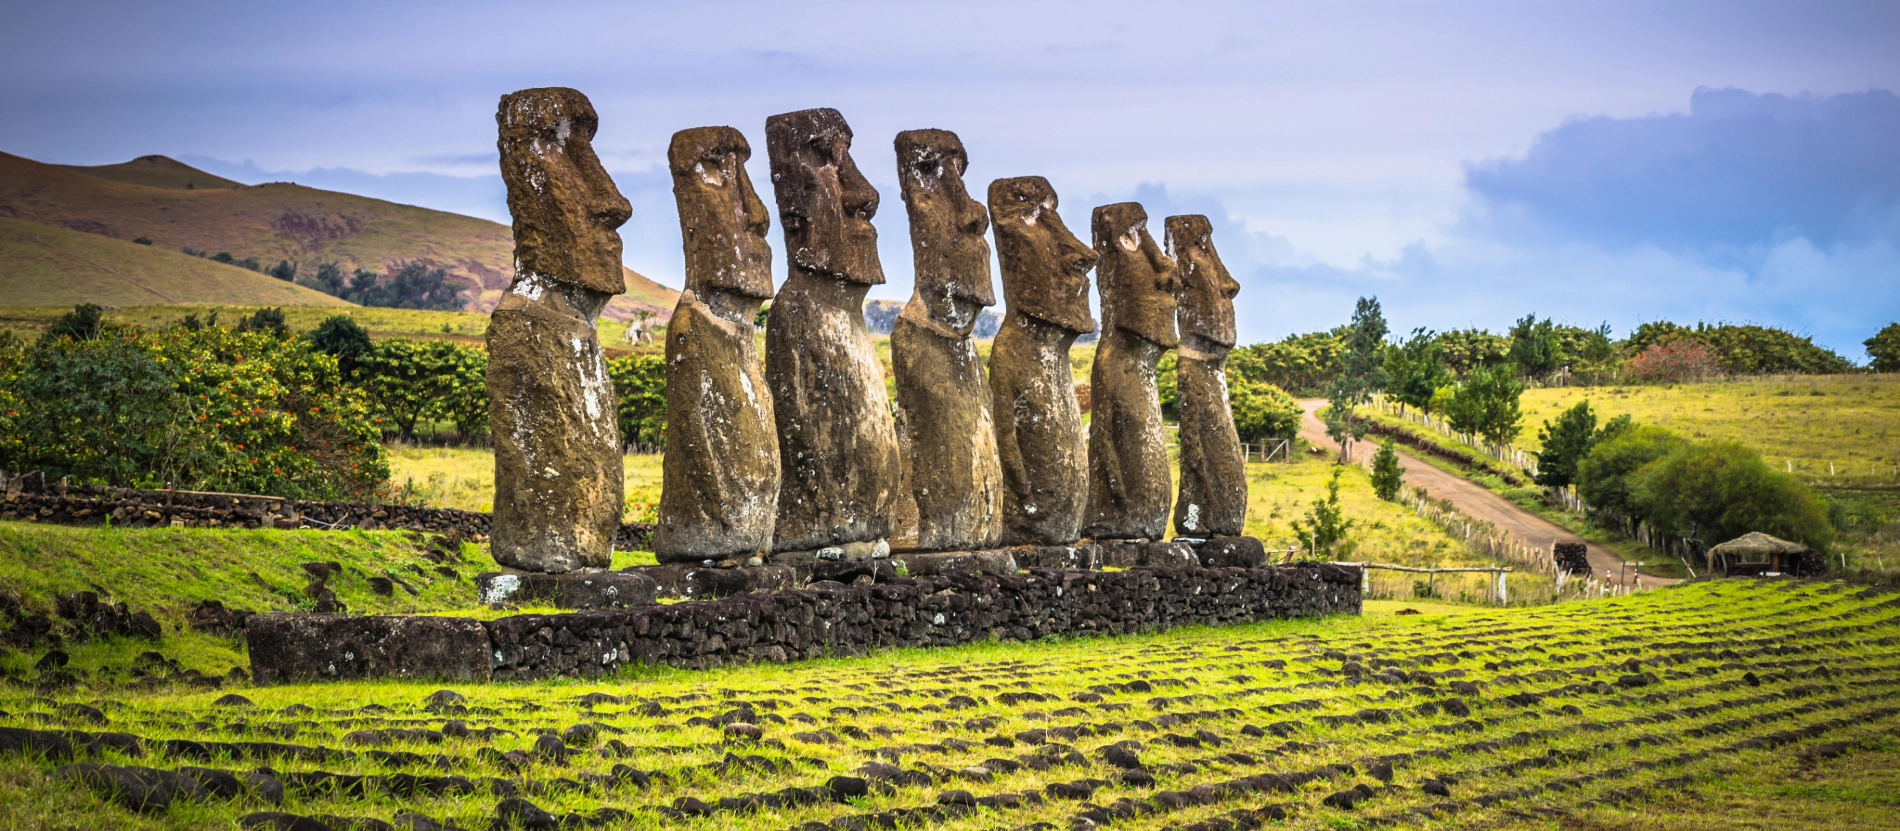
top-left (249, 562), bottom-right (1360, 683)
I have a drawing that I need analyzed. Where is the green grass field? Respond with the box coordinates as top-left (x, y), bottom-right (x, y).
top-left (1517, 375), bottom-right (1900, 485)
top-left (0, 579), bottom-right (1892, 829)
top-left (0, 219), bottom-right (352, 310)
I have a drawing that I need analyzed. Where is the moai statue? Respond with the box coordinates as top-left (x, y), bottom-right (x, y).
top-left (1166, 215), bottom-right (1246, 538)
top-left (1081, 202), bottom-right (1179, 542)
top-left (891, 129), bottom-right (1004, 551)
top-left (987, 177), bottom-right (1100, 546)
top-left (652, 126), bottom-right (780, 564)
top-left (487, 88), bottom-right (630, 573)
top-left (762, 108), bottom-right (903, 559)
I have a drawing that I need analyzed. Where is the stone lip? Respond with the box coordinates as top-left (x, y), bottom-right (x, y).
top-left (474, 570), bottom-right (661, 610)
top-left (248, 614), bottom-right (492, 685)
top-left (251, 562), bottom-right (1359, 683)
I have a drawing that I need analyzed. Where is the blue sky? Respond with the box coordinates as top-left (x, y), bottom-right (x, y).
top-left (3, 1), bottom-right (1896, 358)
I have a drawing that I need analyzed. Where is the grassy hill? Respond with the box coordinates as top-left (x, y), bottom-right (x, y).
top-left (0, 218), bottom-right (352, 308)
top-left (0, 151), bottom-right (677, 322)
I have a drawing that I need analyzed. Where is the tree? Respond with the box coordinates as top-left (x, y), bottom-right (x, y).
top-left (1506, 314), bottom-right (1565, 377)
top-left (1156, 351), bottom-right (1180, 419)
top-left (1324, 297), bottom-right (1390, 462)
top-left (1868, 322), bottom-right (1900, 372)
top-left (267, 260), bottom-right (298, 282)
top-left (42, 303), bottom-right (106, 343)
top-left (1229, 378), bottom-right (1301, 442)
top-left (1294, 467), bottom-right (1355, 559)
top-left (1437, 328), bottom-right (1509, 376)
top-left (1228, 329), bottom-right (1349, 394)
top-left (1445, 363), bottom-right (1524, 449)
top-left (307, 316), bottom-right (373, 380)
top-left (608, 354), bottom-right (666, 448)
top-left (1533, 400), bottom-right (1597, 489)
top-left (1370, 440), bottom-right (1403, 501)
top-left (1630, 339), bottom-right (1719, 383)
top-left (1385, 327), bottom-right (1449, 416)
top-left (354, 339), bottom-right (475, 439)
top-left (434, 346), bottom-right (489, 439)
top-left (299, 262), bottom-right (348, 296)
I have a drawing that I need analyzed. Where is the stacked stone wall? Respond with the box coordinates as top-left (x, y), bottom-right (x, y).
top-left (249, 564), bottom-right (1361, 683)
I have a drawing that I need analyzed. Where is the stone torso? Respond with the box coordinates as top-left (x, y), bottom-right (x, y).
top-left (892, 303), bottom-right (1004, 550)
top-left (653, 292), bottom-right (779, 562)
top-left (1082, 327), bottom-right (1173, 541)
top-left (1174, 345), bottom-right (1246, 537)
top-left (765, 272), bottom-right (904, 553)
top-left (989, 310), bottom-right (1089, 546)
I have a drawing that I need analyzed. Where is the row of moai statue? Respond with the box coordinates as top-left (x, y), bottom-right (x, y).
top-left (485, 88), bottom-right (1250, 574)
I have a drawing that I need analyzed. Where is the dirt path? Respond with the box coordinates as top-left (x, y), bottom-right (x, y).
top-left (1296, 400), bottom-right (1675, 588)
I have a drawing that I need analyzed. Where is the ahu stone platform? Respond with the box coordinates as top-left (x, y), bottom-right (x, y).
top-left (248, 564), bottom-right (1362, 683)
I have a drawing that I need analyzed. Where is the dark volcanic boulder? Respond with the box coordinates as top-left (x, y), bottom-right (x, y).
top-left (247, 614), bottom-right (490, 684)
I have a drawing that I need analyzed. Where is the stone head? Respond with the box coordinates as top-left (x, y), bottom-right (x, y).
top-left (669, 126), bottom-right (774, 304)
top-left (1164, 215), bottom-right (1238, 350)
top-left (987, 176), bottom-right (1097, 335)
top-left (896, 129), bottom-right (994, 333)
top-left (496, 87), bottom-right (631, 296)
top-left (1092, 202), bottom-right (1179, 348)
top-left (764, 108), bottom-right (884, 286)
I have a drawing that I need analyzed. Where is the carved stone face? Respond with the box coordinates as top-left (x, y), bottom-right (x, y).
top-left (764, 108), bottom-right (884, 286)
top-left (988, 176), bottom-right (1097, 335)
top-left (896, 129), bottom-right (994, 332)
top-left (669, 126), bottom-right (774, 303)
top-left (1164, 214), bottom-right (1239, 350)
top-left (1092, 202), bottom-right (1179, 348)
top-left (496, 88), bottom-right (632, 297)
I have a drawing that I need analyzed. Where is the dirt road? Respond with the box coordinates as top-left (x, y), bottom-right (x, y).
top-left (1297, 400), bottom-right (1674, 588)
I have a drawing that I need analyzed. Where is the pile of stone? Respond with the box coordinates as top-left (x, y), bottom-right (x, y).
top-left (1554, 542), bottom-right (1591, 575)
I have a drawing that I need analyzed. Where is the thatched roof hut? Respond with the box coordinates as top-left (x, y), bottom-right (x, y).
top-left (1707, 532), bottom-right (1820, 577)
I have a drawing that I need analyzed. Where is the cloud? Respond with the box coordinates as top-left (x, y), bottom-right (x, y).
top-left (1465, 87), bottom-right (1900, 252)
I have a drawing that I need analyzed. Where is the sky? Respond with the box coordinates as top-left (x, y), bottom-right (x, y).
top-left (3, 1), bottom-right (1897, 359)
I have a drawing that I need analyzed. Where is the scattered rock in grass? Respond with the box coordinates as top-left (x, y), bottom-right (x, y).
top-left (35, 650), bottom-right (69, 671)
top-left (723, 722), bottom-right (764, 742)
top-left (561, 723), bottom-right (597, 746)
top-left (240, 812), bottom-right (335, 831)
top-left (1422, 779), bottom-right (1452, 797)
top-left (367, 577), bottom-right (394, 597)
top-left (57, 703), bottom-right (107, 725)
top-left (214, 694), bottom-right (255, 708)
top-left (1101, 744), bottom-right (1142, 769)
top-left (1120, 768), bottom-right (1156, 787)
top-left (187, 600), bottom-right (255, 637)
top-left (495, 797), bottom-right (559, 828)
top-left (57, 763), bottom-right (207, 812)
top-left (531, 734), bottom-right (567, 763)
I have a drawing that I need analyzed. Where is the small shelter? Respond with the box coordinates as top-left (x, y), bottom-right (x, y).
top-left (1706, 532), bottom-right (1823, 577)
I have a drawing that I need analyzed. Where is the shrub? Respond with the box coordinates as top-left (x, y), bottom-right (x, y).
top-left (1631, 440), bottom-right (1833, 550)
top-left (1370, 440), bottom-right (1403, 501)
top-left (1576, 425), bottom-right (1689, 521)
top-left (1532, 400), bottom-right (1597, 489)
top-left (1445, 363), bottom-right (1524, 448)
top-left (236, 307), bottom-right (289, 337)
top-left (607, 354), bottom-right (666, 448)
top-left (1630, 338), bottom-right (1719, 383)
top-left (0, 325), bottom-right (387, 499)
top-left (307, 315), bottom-right (373, 380)
top-left (1156, 351), bottom-right (1179, 419)
top-left (1294, 467), bottom-right (1356, 559)
top-left (1229, 378), bottom-right (1301, 443)
top-left (355, 339), bottom-right (488, 440)
top-left (41, 303), bottom-right (105, 343)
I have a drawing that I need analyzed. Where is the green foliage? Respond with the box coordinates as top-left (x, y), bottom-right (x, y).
top-left (1229, 379), bottom-right (1301, 442)
top-left (0, 325), bottom-right (388, 499)
top-left (355, 338), bottom-right (489, 440)
top-left (1507, 314), bottom-right (1565, 377)
top-left (209, 251), bottom-right (263, 272)
top-left (306, 315), bottom-right (373, 379)
top-left (1385, 327), bottom-right (1450, 414)
top-left (1533, 400), bottom-right (1598, 489)
top-left (1437, 328), bottom-right (1509, 377)
top-left (1631, 440), bottom-right (1834, 550)
top-left (754, 301), bottom-right (771, 330)
top-left (267, 259), bottom-right (298, 282)
top-left (1626, 320), bottom-right (1853, 375)
top-left (1323, 297), bottom-right (1390, 456)
top-left (236, 307), bottom-right (289, 337)
top-left (1227, 329), bottom-right (1346, 394)
top-left (309, 262), bottom-right (467, 311)
top-left (41, 303), bottom-right (105, 343)
top-left (1370, 439), bottom-right (1403, 501)
top-left (1294, 466), bottom-right (1355, 559)
top-left (1576, 425), bottom-right (1690, 520)
top-left (298, 261), bottom-right (348, 296)
top-left (1867, 322), bottom-right (1900, 372)
top-left (607, 354), bottom-right (667, 448)
top-left (1445, 363), bottom-right (1525, 448)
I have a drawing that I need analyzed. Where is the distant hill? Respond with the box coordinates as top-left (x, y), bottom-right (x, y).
top-left (0, 152), bottom-right (678, 321)
top-left (0, 217), bottom-right (352, 308)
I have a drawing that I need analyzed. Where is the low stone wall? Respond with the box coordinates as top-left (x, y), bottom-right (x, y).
top-left (249, 564), bottom-right (1361, 683)
top-left (0, 486), bottom-right (654, 551)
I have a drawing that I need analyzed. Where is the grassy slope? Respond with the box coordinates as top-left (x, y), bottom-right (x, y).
top-left (1517, 375), bottom-right (1900, 482)
top-left (0, 580), bottom-right (1893, 829)
top-left (0, 152), bottom-right (677, 321)
top-left (0, 219), bottom-right (353, 309)
top-left (56, 155), bottom-right (242, 190)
